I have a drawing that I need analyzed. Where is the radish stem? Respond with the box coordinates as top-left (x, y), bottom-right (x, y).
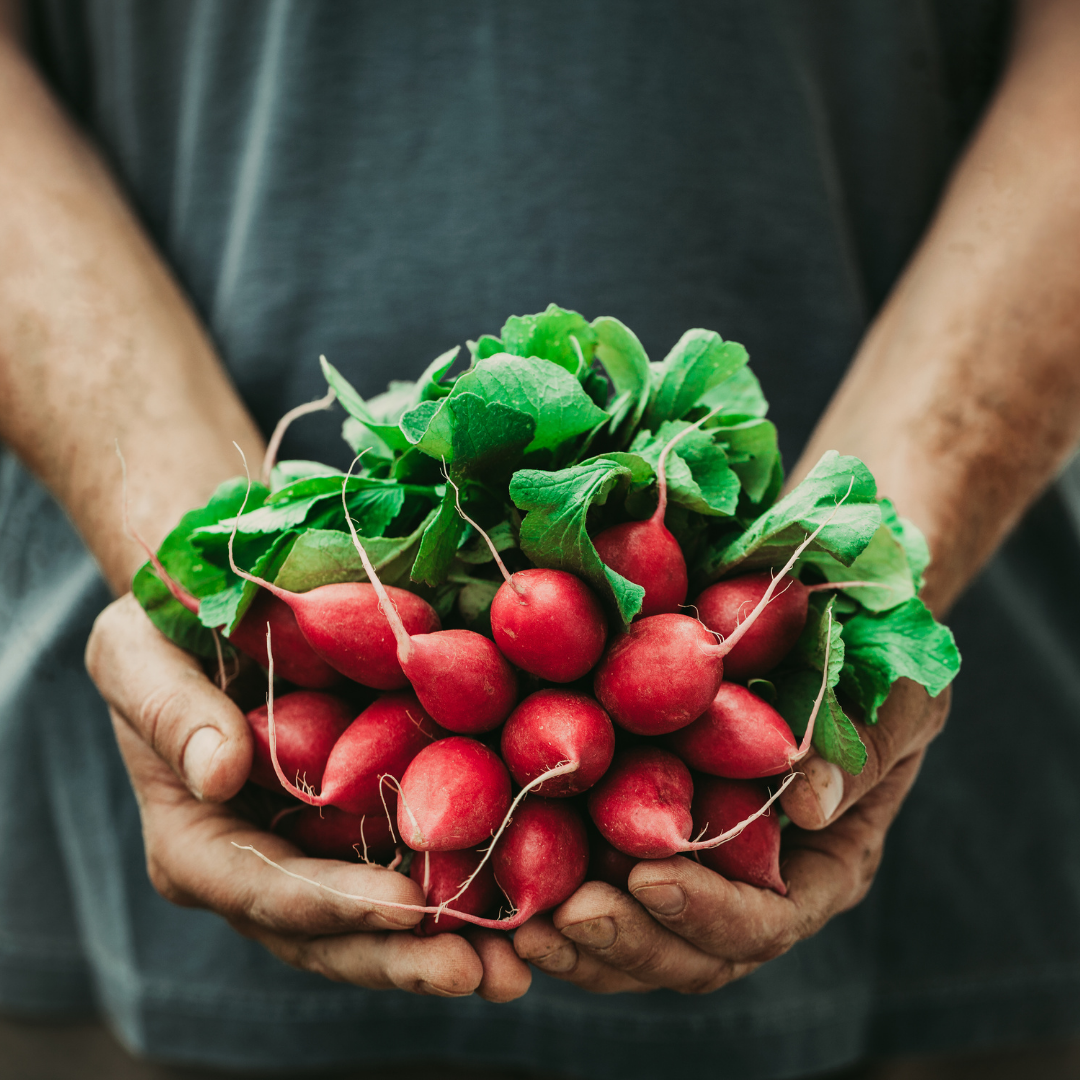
top-left (793, 608), bottom-right (832, 762)
top-left (652, 401), bottom-right (727, 525)
top-left (443, 464), bottom-right (518, 592)
top-left (340, 456), bottom-right (412, 656)
top-left (260, 387), bottom-right (336, 486)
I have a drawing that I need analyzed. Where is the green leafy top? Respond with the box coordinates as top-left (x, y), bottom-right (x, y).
top-left (133, 306), bottom-right (960, 772)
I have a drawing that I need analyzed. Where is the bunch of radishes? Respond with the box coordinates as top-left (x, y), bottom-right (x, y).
top-left (133, 305), bottom-right (960, 935)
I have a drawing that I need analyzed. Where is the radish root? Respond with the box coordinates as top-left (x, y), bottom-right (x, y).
top-left (378, 773), bottom-right (422, 848)
top-left (792, 608), bottom-right (832, 763)
top-left (682, 771), bottom-right (799, 852)
top-left (233, 842), bottom-right (533, 929)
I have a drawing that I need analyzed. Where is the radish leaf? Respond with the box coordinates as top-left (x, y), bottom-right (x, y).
top-left (501, 303), bottom-right (598, 375)
top-left (839, 597), bottom-right (961, 723)
top-left (272, 512), bottom-right (436, 592)
top-left (645, 329), bottom-right (749, 428)
top-left (699, 451), bottom-right (880, 579)
top-left (697, 365), bottom-right (769, 420)
top-left (593, 315), bottom-right (650, 433)
top-left (630, 422), bottom-right (741, 516)
top-left (411, 355), bottom-right (608, 458)
top-left (510, 456), bottom-right (650, 625)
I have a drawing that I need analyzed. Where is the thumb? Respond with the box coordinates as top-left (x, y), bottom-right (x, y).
top-left (86, 593), bottom-right (253, 800)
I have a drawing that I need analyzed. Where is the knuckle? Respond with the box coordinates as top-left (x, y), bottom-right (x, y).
top-left (136, 683), bottom-right (191, 760)
top-left (145, 853), bottom-right (187, 906)
top-left (289, 938), bottom-right (343, 982)
top-left (756, 926), bottom-right (799, 962)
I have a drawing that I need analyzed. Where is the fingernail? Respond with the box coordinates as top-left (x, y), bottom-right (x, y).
top-left (632, 883), bottom-right (686, 916)
top-left (182, 726), bottom-right (224, 798)
top-left (807, 759), bottom-right (846, 822)
top-left (560, 916), bottom-right (616, 949)
top-left (528, 940), bottom-right (578, 974)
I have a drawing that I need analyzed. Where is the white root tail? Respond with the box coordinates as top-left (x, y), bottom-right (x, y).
top-left (233, 842), bottom-right (530, 930)
top-left (792, 608), bottom-right (832, 763)
top-left (264, 626), bottom-right (325, 807)
top-left (683, 771), bottom-right (799, 852)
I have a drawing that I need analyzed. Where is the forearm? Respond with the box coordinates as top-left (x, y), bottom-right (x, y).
top-left (0, 24), bottom-right (262, 595)
top-left (795, 0), bottom-right (1080, 614)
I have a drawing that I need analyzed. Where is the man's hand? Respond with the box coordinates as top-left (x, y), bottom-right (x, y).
top-left (86, 595), bottom-right (532, 1002)
top-left (515, 682), bottom-right (948, 993)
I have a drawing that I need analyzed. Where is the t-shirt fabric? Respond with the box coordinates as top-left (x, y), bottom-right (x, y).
top-left (5, 2), bottom-right (1080, 1078)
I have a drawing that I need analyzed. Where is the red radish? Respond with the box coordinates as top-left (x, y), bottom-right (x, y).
top-left (588, 747), bottom-right (694, 858)
top-left (696, 571), bottom-right (879, 682)
top-left (278, 806), bottom-right (396, 863)
top-left (229, 576), bottom-right (439, 691)
top-left (410, 848), bottom-right (500, 935)
top-left (261, 641), bottom-right (446, 814)
top-left (427, 699), bottom-right (598, 910)
top-left (587, 747), bottom-right (795, 859)
top-left (594, 614), bottom-right (725, 735)
top-left (490, 797), bottom-right (589, 922)
top-left (669, 614), bottom-right (831, 778)
top-left (594, 489), bottom-right (858, 735)
top-left (692, 775), bottom-right (787, 894)
top-left (591, 406), bottom-right (728, 618)
top-left (229, 590), bottom-right (342, 688)
top-left (490, 569), bottom-right (607, 682)
top-left (226, 450), bottom-right (441, 690)
top-left (246, 690), bottom-right (353, 791)
top-left (588, 830), bottom-right (638, 891)
top-left (395, 736), bottom-right (512, 852)
top-left (446, 475), bottom-right (608, 682)
top-left (338, 466), bottom-right (517, 733)
top-left (236, 796), bottom-right (590, 930)
top-left (695, 572), bottom-right (810, 682)
top-left (593, 521), bottom-right (686, 620)
top-left (500, 690), bottom-right (615, 797)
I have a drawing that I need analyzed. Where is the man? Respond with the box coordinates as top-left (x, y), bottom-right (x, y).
top-left (2, 1), bottom-right (1080, 1076)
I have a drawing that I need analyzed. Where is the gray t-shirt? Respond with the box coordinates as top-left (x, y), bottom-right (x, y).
top-left (6, 3), bottom-right (1080, 1077)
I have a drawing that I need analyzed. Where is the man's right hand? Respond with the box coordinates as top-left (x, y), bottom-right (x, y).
top-left (86, 594), bottom-right (531, 1003)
